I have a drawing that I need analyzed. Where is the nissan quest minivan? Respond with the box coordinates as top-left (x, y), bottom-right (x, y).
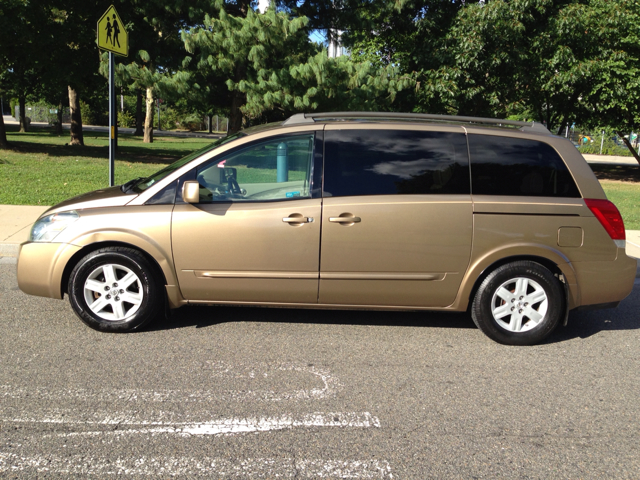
top-left (17, 112), bottom-right (637, 345)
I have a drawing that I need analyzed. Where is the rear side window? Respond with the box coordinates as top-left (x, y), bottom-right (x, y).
top-left (323, 130), bottom-right (470, 197)
top-left (468, 135), bottom-right (580, 197)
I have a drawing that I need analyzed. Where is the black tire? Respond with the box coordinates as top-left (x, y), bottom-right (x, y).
top-left (68, 247), bottom-right (162, 332)
top-left (471, 261), bottom-right (565, 346)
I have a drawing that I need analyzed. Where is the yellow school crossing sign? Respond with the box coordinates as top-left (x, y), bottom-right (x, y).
top-left (97, 6), bottom-right (128, 57)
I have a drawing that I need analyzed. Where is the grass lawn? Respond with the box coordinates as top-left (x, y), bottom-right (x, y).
top-left (1, 125), bottom-right (639, 230)
top-left (0, 125), bottom-right (212, 205)
top-left (600, 182), bottom-right (640, 230)
top-left (589, 164), bottom-right (640, 230)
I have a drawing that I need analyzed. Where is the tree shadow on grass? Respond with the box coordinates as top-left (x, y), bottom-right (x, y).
top-left (7, 139), bottom-right (184, 164)
top-left (4, 125), bottom-right (204, 164)
top-left (590, 163), bottom-right (640, 182)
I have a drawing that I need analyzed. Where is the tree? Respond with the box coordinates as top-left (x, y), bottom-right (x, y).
top-left (0, 0), bottom-right (62, 135)
top-left (109, 0), bottom-right (221, 142)
top-left (427, 0), bottom-right (640, 164)
top-left (183, 5), bottom-right (414, 133)
top-left (411, 2), bottom-right (634, 130)
top-left (183, 6), bottom-right (313, 132)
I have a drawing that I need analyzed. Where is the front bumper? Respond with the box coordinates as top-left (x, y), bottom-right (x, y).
top-left (17, 242), bottom-right (82, 299)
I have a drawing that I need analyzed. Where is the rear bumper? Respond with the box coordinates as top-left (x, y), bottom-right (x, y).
top-left (17, 242), bottom-right (82, 299)
top-left (572, 248), bottom-right (637, 308)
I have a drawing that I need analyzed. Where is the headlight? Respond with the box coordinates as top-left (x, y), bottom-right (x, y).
top-left (29, 211), bottom-right (79, 242)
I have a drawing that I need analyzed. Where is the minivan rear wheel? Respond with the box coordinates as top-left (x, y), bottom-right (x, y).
top-left (471, 261), bottom-right (564, 345)
top-left (68, 247), bottom-right (161, 332)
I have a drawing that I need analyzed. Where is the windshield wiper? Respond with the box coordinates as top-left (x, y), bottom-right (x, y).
top-left (121, 177), bottom-right (146, 193)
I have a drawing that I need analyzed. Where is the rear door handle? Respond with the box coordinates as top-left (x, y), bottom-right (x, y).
top-left (329, 215), bottom-right (361, 223)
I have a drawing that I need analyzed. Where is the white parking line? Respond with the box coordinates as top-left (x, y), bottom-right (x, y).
top-left (0, 363), bottom-right (341, 402)
top-left (6, 412), bottom-right (380, 438)
top-left (0, 453), bottom-right (393, 478)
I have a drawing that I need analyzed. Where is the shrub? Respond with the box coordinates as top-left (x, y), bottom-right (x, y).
top-left (80, 101), bottom-right (93, 126)
top-left (158, 107), bottom-right (178, 130)
top-left (578, 139), bottom-right (634, 157)
top-left (178, 113), bottom-right (204, 132)
top-left (118, 110), bottom-right (135, 128)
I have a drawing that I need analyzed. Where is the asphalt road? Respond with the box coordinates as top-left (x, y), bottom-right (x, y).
top-left (1, 262), bottom-right (639, 479)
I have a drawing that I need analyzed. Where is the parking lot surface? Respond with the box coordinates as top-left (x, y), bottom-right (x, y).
top-left (1, 264), bottom-right (639, 478)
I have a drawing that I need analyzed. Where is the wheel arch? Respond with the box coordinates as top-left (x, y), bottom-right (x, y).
top-left (453, 246), bottom-right (579, 312)
top-left (61, 241), bottom-right (170, 297)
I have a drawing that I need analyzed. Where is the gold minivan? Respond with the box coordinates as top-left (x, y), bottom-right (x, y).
top-left (17, 113), bottom-right (637, 345)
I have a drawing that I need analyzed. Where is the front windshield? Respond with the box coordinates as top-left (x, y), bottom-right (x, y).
top-left (131, 132), bottom-right (246, 193)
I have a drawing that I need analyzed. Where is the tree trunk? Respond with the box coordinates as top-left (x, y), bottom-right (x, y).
top-left (0, 112), bottom-right (9, 149)
top-left (134, 90), bottom-right (143, 136)
top-left (228, 93), bottom-right (245, 135)
top-left (208, 115), bottom-right (213, 134)
top-left (68, 86), bottom-right (84, 146)
top-left (615, 130), bottom-right (640, 166)
top-left (238, 0), bottom-right (251, 16)
top-left (144, 87), bottom-right (154, 143)
top-left (54, 97), bottom-right (63, 135)
top-left (228, 63), bottom-right (247, 135)
top-left (18, 96), bottom-right (27, 133)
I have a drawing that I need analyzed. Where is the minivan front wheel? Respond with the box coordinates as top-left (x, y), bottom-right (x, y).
top-left (471, 261), bottom-right (564, 345)
top-left (68, 247), bottom-right (161, 332)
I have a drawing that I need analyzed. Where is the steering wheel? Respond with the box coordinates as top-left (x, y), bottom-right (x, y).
top-left (227, 177), bottom-right (244, 197)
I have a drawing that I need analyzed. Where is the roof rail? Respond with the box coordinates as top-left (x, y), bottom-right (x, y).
top-left (282, 112), bottom-right (550, 134)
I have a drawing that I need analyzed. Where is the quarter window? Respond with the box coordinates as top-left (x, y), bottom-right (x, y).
top-left (468, 135), bottom-right (580, 197)
top-left (323, 130), bottom-right (470, 197)
top-left (195, 134), bottom-right (315, 202)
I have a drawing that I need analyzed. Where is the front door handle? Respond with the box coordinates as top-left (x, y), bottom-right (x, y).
top-left (283, 214), bottom-right (313, 224)
top-left (329, 215), bottom-right (361, 224)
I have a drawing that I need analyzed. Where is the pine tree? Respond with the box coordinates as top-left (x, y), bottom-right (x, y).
top-left (184, 5), bottom-right (414, 133)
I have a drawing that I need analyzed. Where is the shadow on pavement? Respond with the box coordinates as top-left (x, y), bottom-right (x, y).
top-left (147, 283), bottom-right (640, 344)
top-left (146, 304), bottom-right (477, 333)
top-left (544, 282), bottom-right (640, 343)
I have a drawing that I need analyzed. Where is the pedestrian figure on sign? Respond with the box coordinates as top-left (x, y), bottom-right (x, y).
top-left (112, 14), bottom-right (121, 48)
top-left (105, 18), bottom-right (113, 45)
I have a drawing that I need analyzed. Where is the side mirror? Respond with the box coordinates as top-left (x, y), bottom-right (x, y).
top-left (182, 180), bottom-right (200, 204)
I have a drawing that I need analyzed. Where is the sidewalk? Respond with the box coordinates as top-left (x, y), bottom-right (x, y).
top-left (0, 205), bottom-right (50, 260)
top-left (581, 154), bottom-right (638, 166)
top-left (1, 204), bottom-right (638, 276)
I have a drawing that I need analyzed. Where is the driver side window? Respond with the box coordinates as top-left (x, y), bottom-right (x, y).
top-left (196, 134), bottom-right (315, 202)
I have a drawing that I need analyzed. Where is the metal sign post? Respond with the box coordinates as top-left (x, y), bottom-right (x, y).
top-left (97, 5), bottom-right (128, 187)
top-left (108, 52), bottom-right (115, 186)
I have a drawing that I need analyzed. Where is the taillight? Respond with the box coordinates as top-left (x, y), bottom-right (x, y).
top-left (584, 198), bottom-right (626, 241)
